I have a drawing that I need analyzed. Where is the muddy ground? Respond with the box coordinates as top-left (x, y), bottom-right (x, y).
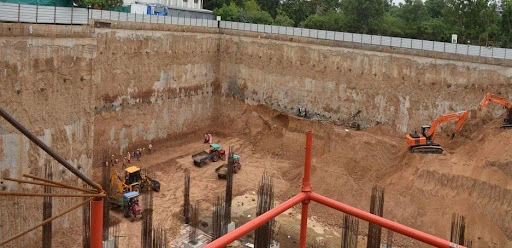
top-left (94, 101), bottom-right (512, 248)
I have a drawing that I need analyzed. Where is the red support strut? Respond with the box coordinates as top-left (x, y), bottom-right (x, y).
top-left (204, 193), bottom-right (307, 248)
top-left (90, 198), bottom-right (104, 248)
top-left (204, 131), bottom-right (465, 248)
top-left (309, 192), bottom-right (465, 248)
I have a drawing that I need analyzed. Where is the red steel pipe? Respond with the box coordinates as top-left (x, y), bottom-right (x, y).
top-left (90, 198), bottom-right (104, 248)
top-left (301, 131), bottom-right (313, 192)
top-left (204, 192), bottom-right (307, 248)
top-left (299, 131), bottom-right (313, 247)
top-left (309, 192), bottom-right (466, 248)
top-left (299, 199), bottom-right (309, 247)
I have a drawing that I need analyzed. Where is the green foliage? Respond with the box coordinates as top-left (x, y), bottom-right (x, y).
top-left (274, 8), bottom-right (295, 26)
top-left (424, 0), bottom-right (447, 18)
top-left (256, 0), bottom-right (279, 17)
top-left (242, 0), bottom-right (274, 24)
top-left (301, 11), bottom-right (347, 31)
top-left (380, 12), bottom-right (406, 37)
top-left (342, 0), bottom-right (389, 34)
top-left (280, 0), bottom-right (316, 26)
top-left (501, 0), bottom-right (512, 47)
top-left (396, 0), bottom-right (429, 38)
top-left (214, 2), bottom-right (243, 21)
top-left (204, 0), bottom-right (243, 11)
top-left (214, 0), bottom-right (273, 24)
top-left (420, 18), bottom-right (450, 41)
top-left (74, 0), bottom-right (122, 9)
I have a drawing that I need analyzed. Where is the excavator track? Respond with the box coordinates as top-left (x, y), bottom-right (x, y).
top-left (411, 146), bottom-right (443, 154)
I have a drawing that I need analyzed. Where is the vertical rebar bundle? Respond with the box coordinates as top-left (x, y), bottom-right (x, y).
top-left (108, 224), bottom-right (120, 248)
top-left (224, 146), bottom-right (234, 225)
top-left (82, 188), bottom-right (91, 248)
top-left (189, 202), bottom-right (199, 244)
top-left (101, 157), bottom-right (111, 241)
top-left (42, 162), bottom-right (52, 248)
top-left (450, 213), bottom-right (472, 247)
top-left (184, 168), bottom-right (191, 224)
top-left (142, 189), bottom-right (154, 248)
top-left (254, 171), bottom-right (274, 248)
top-left (152, 226), bottom-right (167, 248)
top-left (341, 214), bottom-right (359, 248)
top-left (212, 195), bottom-right (226, 240)
top-left (366, 185), bottom-right (385, 248)
top-left (385, 229), bottom-right (394, 248)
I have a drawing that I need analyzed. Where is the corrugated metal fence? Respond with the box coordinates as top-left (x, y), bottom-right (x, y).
top-left (88, 9), bottom-right (218, 27)
top-left (219, 21), bottom-right (512, 60)
top-left (1, 2), bottom-right (511, 60)
top-left (0, 2), bottom-right (88, 24)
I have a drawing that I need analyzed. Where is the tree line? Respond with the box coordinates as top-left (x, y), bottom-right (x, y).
top-left (205, 0), bottom-right (512, 48)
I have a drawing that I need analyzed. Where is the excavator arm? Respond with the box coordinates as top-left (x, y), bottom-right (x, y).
top-left (480, 92), bottom-right (512, 110)
top-left (426, 110), bottom-right (470, 141)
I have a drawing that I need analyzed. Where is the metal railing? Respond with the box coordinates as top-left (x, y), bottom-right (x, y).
top-left (1, 2), bottom-right (511, 60)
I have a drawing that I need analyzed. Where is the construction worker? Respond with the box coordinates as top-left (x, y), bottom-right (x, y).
top-left (127, 152), bottom-right (131, 163)
top-left (204, 133), bottom-right (210, 143)
top-left (122, 157), bottom-right (127, 170)
top-left (148, 143), bottom-right (152, 154)
top-left (208, 133), bottom-right (213, 144)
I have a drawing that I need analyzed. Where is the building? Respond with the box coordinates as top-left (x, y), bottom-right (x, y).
top-left (125, 0), bottom-right (203, 10)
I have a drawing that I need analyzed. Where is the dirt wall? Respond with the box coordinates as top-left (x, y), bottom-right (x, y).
top-left (218, 35), bottom-right (512, 133)
top-left (91, 29), bottom-right (219, 161)
top-left (1, 22), bottom-right (512, 247)
top-left (0, 36), bottom-right (95, 247)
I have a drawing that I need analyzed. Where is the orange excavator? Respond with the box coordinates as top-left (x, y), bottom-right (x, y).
top-left (406, 110), bottom-right (470, 154)
top-left (479, 92), bottom-right (512, 128)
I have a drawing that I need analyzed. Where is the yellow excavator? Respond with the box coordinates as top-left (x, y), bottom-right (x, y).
top-left (110, 166), bottom-right (160, 194)
top-left (405, 110), bottom-right (470, 154)
top-left (479, 92), bottom-right (512, 128)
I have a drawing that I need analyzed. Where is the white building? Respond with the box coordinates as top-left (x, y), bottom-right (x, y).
top-left (125, 0), bottom-right (203, 10)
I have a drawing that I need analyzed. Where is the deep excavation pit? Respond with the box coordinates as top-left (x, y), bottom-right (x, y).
top-left (0, 23), bottom-right (511, 248)
top-left (90, 96), bottom-right (512, 248)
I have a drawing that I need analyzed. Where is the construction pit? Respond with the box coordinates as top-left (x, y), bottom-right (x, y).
top-left (89, 100), bottom-right (512, 248)
top-left (0, 23), bottom-right (511, 248)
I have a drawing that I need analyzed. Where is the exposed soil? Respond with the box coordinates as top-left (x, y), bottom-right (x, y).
top-left (94, 101), bottom-right (512, 248)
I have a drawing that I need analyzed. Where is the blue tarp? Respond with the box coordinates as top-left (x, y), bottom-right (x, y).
top-left (233, 154), bottom-right (240, 161)
top-left (210, 143), bottom-right (221, 151)
top-left (123, 191), bottom-right (140, 199)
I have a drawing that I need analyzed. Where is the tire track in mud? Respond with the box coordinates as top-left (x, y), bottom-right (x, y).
top-left (416, 170), bottom-right (512, 239)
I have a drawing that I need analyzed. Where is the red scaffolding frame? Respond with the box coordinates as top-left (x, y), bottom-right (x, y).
top-left (205, 131), bottom-right (465, 248)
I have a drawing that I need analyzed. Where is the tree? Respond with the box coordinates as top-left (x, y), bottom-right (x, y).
top-left (380, 12), bottom-right (407, 37)
top-left (301, 11), bottom-right (347, 31)
top-left (342, 0), bottom-right (390, 34)
top-left (240, 0), bottom-right (274, 24)
top-left (280, 0), bottom-right (316, 26)
top-left (204, 0), bottom-right (243, 11)
top-left (257, 0), bottom-right (279, 17)
top-left (396, 0), bottom-right (429, 38)
top-left (74, 0), bottom-right (122, 9)
top-left (274, 8), bottom-right (295, 26)
top-left (424, 0), bottom-right (448, 18)
top-left (214, 2), bottom-right (243, 21)
top-left (420, 18), bottom-right (451, 41)
top-left (500, 0), bottom-right (512, 47)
